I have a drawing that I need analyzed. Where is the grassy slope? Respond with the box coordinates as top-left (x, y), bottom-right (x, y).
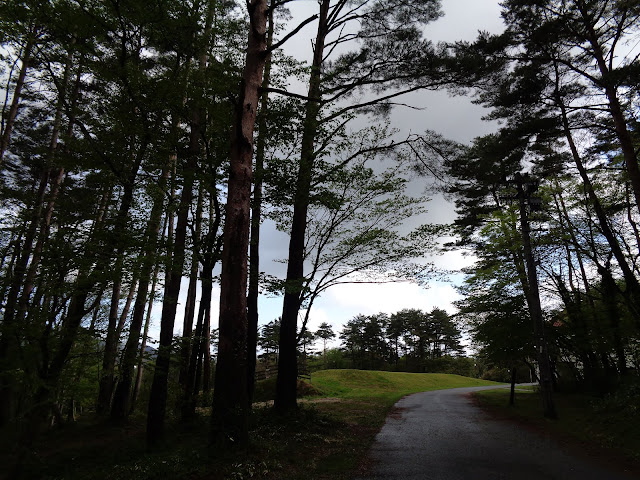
top-left (311, 369), bottom-right (500, 402)
top-left (473, 388), bottom-right (640, 477)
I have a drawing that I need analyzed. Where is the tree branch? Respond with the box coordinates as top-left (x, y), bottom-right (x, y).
top-left (267, 14), bottom-right (318, 53)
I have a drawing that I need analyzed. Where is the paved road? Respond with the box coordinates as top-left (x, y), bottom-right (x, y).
top-left (357, 385), bottom-right (635, 480)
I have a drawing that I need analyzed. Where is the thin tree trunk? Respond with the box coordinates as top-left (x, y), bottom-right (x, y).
top-left (111, 163), bottom-right (170, 420)
top-left (130, 241), bottom-right (162, 414)
top-left (183, 267), bottom-right (212, 421)
top-left (97, 271), bottom-right (125, 414)
top-left (509, 367), bottom-right (516, 406)
top-left (276, 0), bottom-right (329, 415)
top-left (515, 173), bottom-right (556, 419)
top-left (0, 45), bottom-right (75, 426)
top-left (599, 264), bottom-right (628, 376)
top-left (16, 60), bottom-right (84, 325)
top-left (211, 0), bottom-right (268, 448)
top-left (203, 301), bottom-right (212, 393)
top-left (146, 134), bottom-right (197, 444)
top-left (178, 185), bottom-right (203, 390)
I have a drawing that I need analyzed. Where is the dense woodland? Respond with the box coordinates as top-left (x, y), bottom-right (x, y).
top-left (0, 0), bottom-right (639, 463)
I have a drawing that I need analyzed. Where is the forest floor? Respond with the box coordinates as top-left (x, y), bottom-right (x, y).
top-left (472, 387), bottom-right (640, 478)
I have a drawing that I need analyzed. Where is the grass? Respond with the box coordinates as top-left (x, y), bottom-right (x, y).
top-left (1, 370), bottom-right (501, 480)
top-left (473, 387), bottom-right (640, 476)
top-left (311, 369), bottom-right (501, 402)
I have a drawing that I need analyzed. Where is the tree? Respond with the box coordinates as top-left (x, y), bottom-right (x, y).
top-left (210, 0), bottom-right (269, 448)
top-left (258, 318), bottom-right (281, 361)
top-left (315, 322), bottom-right (335, 368)
top-left (340, 314), bottom-right (389, 370)
top-left (275, 0), bottom-right (447, 414)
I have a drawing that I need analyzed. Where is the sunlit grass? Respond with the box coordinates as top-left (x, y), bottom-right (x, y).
top-left (310, 369), bottom-right (502, 404)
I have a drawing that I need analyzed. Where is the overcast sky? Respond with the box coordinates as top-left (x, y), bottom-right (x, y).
top-left (157, 0), bottom-right (507, 349)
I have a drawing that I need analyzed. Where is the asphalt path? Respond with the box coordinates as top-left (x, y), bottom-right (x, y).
top-left (357, 385), bottom-right (635, 480)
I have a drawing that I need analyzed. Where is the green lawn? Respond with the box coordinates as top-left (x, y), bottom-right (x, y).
top-left (311, 369), bottom-right (501, 403)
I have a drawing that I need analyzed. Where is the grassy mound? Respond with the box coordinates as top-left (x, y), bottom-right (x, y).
top-left (310, 369), bottom-right (502, 402)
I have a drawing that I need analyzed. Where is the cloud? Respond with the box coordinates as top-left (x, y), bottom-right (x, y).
top-left (320, 280), bottom-right (461, 318)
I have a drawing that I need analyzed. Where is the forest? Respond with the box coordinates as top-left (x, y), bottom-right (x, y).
top-left (0, 0), bottom-right (639, 474)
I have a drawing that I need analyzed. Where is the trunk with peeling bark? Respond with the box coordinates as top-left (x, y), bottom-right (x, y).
top-left (211, 0), bottom-right (268, 448)
top-left (247, 5), bottom-right (274, 405)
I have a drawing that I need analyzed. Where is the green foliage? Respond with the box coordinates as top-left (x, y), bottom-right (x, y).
top-left (338, 308), bottom-right (465, 373)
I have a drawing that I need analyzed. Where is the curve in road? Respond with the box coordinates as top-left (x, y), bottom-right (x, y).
top-left (357, 385), bottom-right (635, 480)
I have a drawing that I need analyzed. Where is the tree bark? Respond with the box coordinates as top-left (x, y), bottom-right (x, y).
top-left (247, 4), bottom-right (274, 405)
top-left (211, 0), bottom-right (268, 448)
top-left (509, 367), bottom-right (516, 406)
top-left (0, 45), bottom-right (76, 426)
top-left (182, 266), bottom-right (212, 420)
top-left (275, 0), bottom-right (330, 415)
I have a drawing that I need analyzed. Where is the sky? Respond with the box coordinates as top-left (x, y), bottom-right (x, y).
top-left (156, 0), bottom-right (507, 350)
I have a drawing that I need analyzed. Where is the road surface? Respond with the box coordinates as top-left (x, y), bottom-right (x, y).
top-left (357, 385), bottom-right (635, 480)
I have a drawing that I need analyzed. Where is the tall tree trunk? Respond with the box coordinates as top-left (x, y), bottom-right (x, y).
top-left (275, 0), bottom-right (329, 414)
top-left (110, 164), bottom-right (170, 421)
top-left (178, 185), bottom-right (203, 391)
top-left (509, 367), bottom-right (516, 406)
top-left (203, 301), bottom-right (212, 393)
top-left (97, 270), bottom-right (125, 414)
top-left (17, 55), bottom-right (82, 322)
top-left (515, 173), bottom-right (556, 419)
top-left (182, 267), bottom-right (212, 420)
top-left (211, 0), bottom-right (268, 448)
top-left (130, 229), bottom-right (163, 414)
top-left (247, 5), bottom-right (274, 405)
top-left (0, 169), bottom-right (49, 427)
top-left (599, 264), bottom-right (628, 376)
top-left (0, 46), bottom-right (75, 426)
top-left (146, 133), bottom-right (197, 444)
